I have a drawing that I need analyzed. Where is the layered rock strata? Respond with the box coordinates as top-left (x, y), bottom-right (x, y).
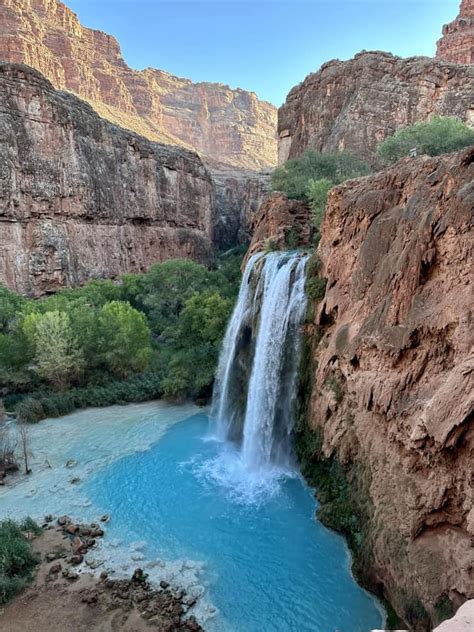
top-left (278, 52), bottom-right (474, 165)
top-left (436, 0), bottom-right (474, 65)
top-left (0, 62), bottom-right (215, 297)
top-left (0, 0), bottom-right (277, 170)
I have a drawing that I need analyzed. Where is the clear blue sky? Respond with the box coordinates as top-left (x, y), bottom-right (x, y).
top-left (67, 0), bottom-right (460, 106)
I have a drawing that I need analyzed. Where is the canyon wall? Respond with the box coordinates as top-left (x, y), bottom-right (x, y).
top-left (0, 62), bottom-right (216, 297)
top-left (436, 0), bottom-right (474, 65)
top-left (207, 164), bottom-right (271, 250)
top-left (311, 147), bottom-right (473, 628)
top-left (247, 148), bottom-right (474, 628)
top-left (278, 52), bottom-right (474, 165)
top-left (0, 0), bottom-right (277, 170)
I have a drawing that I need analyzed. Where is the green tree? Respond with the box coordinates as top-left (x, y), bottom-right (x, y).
top-left (271, 150), bottom-right (370, 199)
top-left (162, 292), bottom-right (233, 399)
top-left (0, 285), bottom-right (26, 333)
top-left (377, 116), bottom-right (474, 164)
top-left (97, 301), bottom-right (152, 378)
top-left (22, 311), bottom-right (84, 390)
top-left (126, 260), bottom-right (217, 334)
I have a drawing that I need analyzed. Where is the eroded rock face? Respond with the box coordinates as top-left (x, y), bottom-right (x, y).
top-left (0, 62), bottom-right (215, 297)
top-left (311, 148), bottom-right (474, 626)
top-left (207, 163), bottom-right (271, 250)
top-left (244, 192), bottom-right (311, 265)
top-left (436, 0), bottom-right (474, 65)
top-left (278, 52), bottom-right (474, 165)
top-left (0, 0), bottom-right (277, 170)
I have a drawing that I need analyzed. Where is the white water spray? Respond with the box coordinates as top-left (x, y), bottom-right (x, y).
top-left (212, 251), bottom-right (308, 474)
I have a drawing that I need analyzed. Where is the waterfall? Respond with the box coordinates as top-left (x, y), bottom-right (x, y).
top-left (211, 251), bottom-right (308, 473)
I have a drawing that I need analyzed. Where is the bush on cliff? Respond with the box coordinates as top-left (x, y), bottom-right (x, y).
top-left (271, 151), bottom-right (370, 241)
top-left (271, 150), bottom-right (370, 201)
top-left (0, 518), bottom-right (39, 604)
top-left (377, 116), bottom-right (474, 163)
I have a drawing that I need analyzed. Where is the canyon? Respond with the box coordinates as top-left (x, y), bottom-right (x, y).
top-left (0, 0), bottom-right (277, 171)
top-left (0, 62), bottom-right (215, 297)
top-left (0, 0), bottom-right (473, 628)
top-left (0, 62), bottom-right (270, 297)
top-left (278, 51), bottom-right (474, 165)
top-left (247, 147), bottom-right (474, 629)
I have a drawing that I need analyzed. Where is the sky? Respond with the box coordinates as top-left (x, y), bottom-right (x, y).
top-left (66, 0), bottom-right (461, 106)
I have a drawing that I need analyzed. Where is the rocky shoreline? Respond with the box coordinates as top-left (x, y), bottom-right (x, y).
top-left (0, 516), bottom-right (204, 632)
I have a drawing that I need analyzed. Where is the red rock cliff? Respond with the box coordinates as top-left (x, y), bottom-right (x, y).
top-left (313, 149), bottom-right (474, 627)
top-left (246, 148), bottom-right (474, 628)
top-left (436, 0), bottom-right (474, 65)
top-left (0, 0), bottom-right (277, 170)
top-left (278, 52), bottom-right (474, 165)
top-left (0, 62), bottom-right (216, 297)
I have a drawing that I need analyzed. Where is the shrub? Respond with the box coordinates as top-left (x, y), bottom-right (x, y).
top-left (284, 226), bottom-right (301, 249)
top-left (19, 517), bottom-right (42, 536)
top-left (271, 150), bottom-right (370, 200)
top-left (14, 374), bottom-right (163, 423)
top-left (16, 398), bottom-right (45, 424)
top-left (306, 178), bottom-right (333, 231)
top-left (377, 116), bottom-right (474, 163)
top-left (263, 238), bottom-right (279, 253)
top-left (0, 519), bottom-right (38, 604)
top-left (306, 277), bottom-right (327, 301)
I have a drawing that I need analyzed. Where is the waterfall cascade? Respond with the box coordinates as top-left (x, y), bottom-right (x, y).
top-left (211, 251), bottom-right (308, 473)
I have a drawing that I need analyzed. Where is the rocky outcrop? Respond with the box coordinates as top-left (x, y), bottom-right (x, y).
top-left (244, 193), bottom-right (311, 264)
top-left (0, 62), bottom-right (216, 297)
top-left (436, 0), bottom-right (474, 65)
top-left (278, 52), bottom-right (474, 165)
top-left (308, 148), bottom-right (474, 628)
top-left (0, 0), bottom-right (277, 170)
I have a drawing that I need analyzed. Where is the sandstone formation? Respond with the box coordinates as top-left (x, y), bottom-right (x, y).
top-left (312, 149), bottom-right (473, 627)
top-left (0, 62), bottom-right (216, 297)
top-left (436, 0), bottom-right (474, 65)
top-left (247, 148), bottom-right (474, 628)
top-left (278, 52), bottom-right (474, 165)
top-left (0, 0), bottom-right (277, 170)
top-left (244, 193), bottom-right (311, 265)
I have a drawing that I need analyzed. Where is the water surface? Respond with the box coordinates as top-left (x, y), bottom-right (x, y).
top-left (0, 403), bottom-right (384, 631)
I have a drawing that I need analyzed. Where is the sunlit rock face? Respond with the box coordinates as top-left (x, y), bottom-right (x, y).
top-left (0, 0), bottom-right (277, 170)
top-left (0, 62), bottom-right (215, 297)
top-left (312, 148), bottom-right (474, 626)
top-left (436, 0), bottom-right (474, 65)
top-left (278, 51), bottom-right (474, 165)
